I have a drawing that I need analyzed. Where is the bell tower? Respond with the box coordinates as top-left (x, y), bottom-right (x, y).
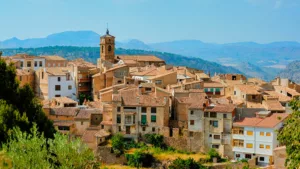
top-left (100, 29), bottom-right (115, 63)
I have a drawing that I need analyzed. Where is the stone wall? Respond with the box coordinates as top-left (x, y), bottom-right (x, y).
top-left (162, 127), bottom-right (204, 152)
top-left (273, 146), bottom-right (287, 169)
top-left (96, 146), bottom-right (126, 165)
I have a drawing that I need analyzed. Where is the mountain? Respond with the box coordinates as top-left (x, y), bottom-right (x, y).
top-left (278, 60), bottom-right (300, 83)
top-left (234, 62), bottom-right (281, 81)
top-left (0, 31), bottom-right (100, 48)
top-left (117, 39), bottom-right (151, 51)
top-left (1, 46), bottom-right (242, 75)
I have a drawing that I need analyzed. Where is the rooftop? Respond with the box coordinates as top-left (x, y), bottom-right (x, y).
top-left (42, 55), bottom-right (66, 61)
top-left (117, 55), bottom-right (164, 62)
top-left (235, 84), bottom-right (262, 95)
top-left (46, 67), bottom-right (71, 76)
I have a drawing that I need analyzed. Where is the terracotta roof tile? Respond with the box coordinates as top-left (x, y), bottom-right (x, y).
top-left (50, 107), bottom-right (79, 116)
top-left (235, 84), bottom-right (262, 95)
top-left (263, 100), bottom-right (285, 111)
top-left (117, 55), bottom-right (164, 62)
top-left (234, 113), bottom-right (289, 128)
top-left (263, 91), bottom-right (291, 102)
top-left (205, 104), bottom-right (235, 113)
top-left (53, 121), bottom-right (74, 127)
top-left (46, 67), bottom-right (72, 76)
top-left (203, 82), bottom-right (224, 88)
top-left (42, 55), bottom-right (66, 61)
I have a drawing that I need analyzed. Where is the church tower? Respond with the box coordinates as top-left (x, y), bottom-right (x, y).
top-left (100, 29), bottom-right (115, 63)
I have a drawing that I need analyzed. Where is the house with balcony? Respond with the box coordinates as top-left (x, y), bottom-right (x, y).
top-left (68, 59), bottom-right (99, 98)
top-left (233, 84), bottom-right (263, 108)
top-left (203, 81), bottom-right (225, 97)
top-left (201, 104), bottom-right (235, 158)
top-left (232, 112), bottom-right (289, 166)
top-left (111, 85), bottom-right (170, 139)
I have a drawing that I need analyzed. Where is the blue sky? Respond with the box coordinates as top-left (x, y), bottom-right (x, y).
top-left (0, 0), bottom-right (300, 43)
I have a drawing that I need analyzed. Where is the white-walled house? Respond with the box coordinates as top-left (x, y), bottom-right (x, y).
top-left (10, 54), bottom-right (46, 71)
top-left (232, 111), bottom-right (288, 166)
top-left (35, 67), bottom-right (77, 100)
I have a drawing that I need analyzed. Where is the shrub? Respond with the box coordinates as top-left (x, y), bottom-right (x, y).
top-left (207, 148), bottom-right (221, 162)
top-left (169, 158), bottom-right (206, 169)
top-left (125, 150), bottom-right (154, 168)
top-left (111, 133), bottom-right (124, 156)
top-left (144, 134), bottom-right (165, 148)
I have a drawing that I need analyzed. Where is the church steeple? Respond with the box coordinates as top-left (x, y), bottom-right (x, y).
top-left (100, 28), bottom-right (115, 63)
top-left (106, 28), bottom-right (109, 35)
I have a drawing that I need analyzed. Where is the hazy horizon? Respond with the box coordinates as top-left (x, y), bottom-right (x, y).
top-left (1, 0), bottom-right (300, 43)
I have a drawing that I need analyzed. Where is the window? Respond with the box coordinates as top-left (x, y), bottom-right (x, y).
top-left (55, 85), bottom-right (61, 91)
top-left (252, 95), bottom-right (256, 100)
top-left (53, 63), bottom-right (56, 67)
top-left (190, 120), bottom-right (195, 125)
top-left (266, 132), bottom-right (271, 136)
top-left (117, 107), bottom-right (121, 112)
top-left (152, 127), bottom-right (155, 132)
top-left (259, 157), bottom-right (265, 161)
top-left (204, 88), bottom-right (208, 92)
top-left (204, 112), bottom-right (209, 117)
top-left (212, 145), bottom-right (219, 149)
top-left (101, 125), bottom-right (104, 129)
top-left (58, 63), bottom-right (60, 67)
top-left (39, 61), bottom-right (42, 67)
top-left (189, 132), bottom-right (193, 137)
top-left (142, 107), bottom-right (147, 113)
top-left (48, 63), bottom-right (51, 67)
top-left (151, 107), bottom-right (156, 113)
top-left (213, 135), bottom-right (220, 140)
top-left (266, 145), bottom-right (271, 149)
top-left (27, 61), bottom-right (31, 67)
top-left (245, 154), bottom-right (252, 159)
top-left (119, 126), bottom-right (121, 132)
top-left (58, 126), bottom-right (70, 131)
top-left (246, 143), bottom-right (253, 148)
top-left (117, 80), bottom-right (122, 84)
top-left (141, 115), bottom-right (147, 125)
top-left (125, 115), bottom-right (131, 124)
top-left (108, 45), bottom-right (112, 52)
top-left (223, 114), bottom-right (227, 118)
top-left (233, 139), bottom-right (244, 147)
top-left (34, 61), bottom-right (37, 67)
top-left (210, 112), bottom-right (217, 118)
top-left (215, 88), bottom-right (221, 92)
top-left (117, 115), bottom-right (121, 124)
top-left (155, 80), bottom-right (162, 85)
top-left (210, 120), bottom-right (218, 127)
top-left (58, 77), bottom-right (61, 81)
top-left (20, 61), bottom-right (23, 67)
top-left (68, 85), bottom-right (72, 90)
top-left (190, 110), bottom-right (194, 115)
top-left (55, 95), bottom-right (61, 97)
top-left (142, 127), bottom-right (146, 131)
top-left (151, 115), bottom-right (156, 123)
top-left (247, 131), bottom-right (253, 136)
top-left (260, 132), bottom-right (264, 136)
top-left (209, 134), bottom-right (212, 137)
top-left (145, 87), bottom-right (152, 92)
top-left (19, 76), bottom-right (22, 81)
top-left (102, 46), bottom-right (104, 53)
top-left (259, 144), bottom-right (264, 149)
top-left (81, 121), bottom-right (83, 125)
top-left (234, 91), bottom-right (236, 95)
top-left (42, 72), bottom-right (44, 79)
top-left (236, 154), bottom-right (241, 158)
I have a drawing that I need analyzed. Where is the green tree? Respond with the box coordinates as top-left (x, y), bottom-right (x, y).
top-left (125, 150), bottom-right (154, 168)
top-left (3, 125), bottom-right (99, 169)
top-left (0, 58), bottom-right (56, 145)
top-left (169, 158), bottom-right (206, 169)
top-left (277, 98), bottom-right (300, 169)
top-left (144, 134), bottom-right (165, 148)
top-left (207, 148), bottom-right (221, 162)
top-left (111, 133), bottom-right (125, 155)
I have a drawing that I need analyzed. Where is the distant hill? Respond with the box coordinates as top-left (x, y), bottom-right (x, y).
top-left (278, 60), bottom-right (300, 83)
top-left (234, 62), bottom-right (281, 81)
top-left (1, 46), bottom-right (242, 75)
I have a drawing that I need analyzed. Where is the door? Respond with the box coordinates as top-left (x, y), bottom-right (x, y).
top-left (126, 126), bottom-right (130, 134)
top-left (269, 156), bottom-right (273, 164)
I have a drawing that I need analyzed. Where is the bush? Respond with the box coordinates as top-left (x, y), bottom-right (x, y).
top-left (125, 150), bottom-right (154, 168)
top-left (111, 133), bottom-right (124, 156)
top-left (207, 148), bottom-right (221, 162)
top-left (169, 158), bottom-right (206, 169)
top-left (144, 134), bottom-right (165, 148)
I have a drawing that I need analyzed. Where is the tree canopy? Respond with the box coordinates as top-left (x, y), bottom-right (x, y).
top-left (0, 58), bottom-right (55, 145)
top-left (277, 98), bottom-right (300, 169)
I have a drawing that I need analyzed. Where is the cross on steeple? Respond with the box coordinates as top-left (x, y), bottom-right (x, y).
top-left (106, 23), bottom-right (109, 35)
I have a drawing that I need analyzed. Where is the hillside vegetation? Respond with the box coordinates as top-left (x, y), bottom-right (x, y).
top-left (1, 46), bottom-right (242, 75)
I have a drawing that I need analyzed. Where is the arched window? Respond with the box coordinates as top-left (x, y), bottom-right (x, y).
top-left (108, 45), bottom-right (112, 52)
top-left (102, 46), bottom-right (104, 53)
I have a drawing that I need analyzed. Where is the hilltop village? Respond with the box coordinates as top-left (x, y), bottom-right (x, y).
top-left (3, 29), bottom-right (300, 168)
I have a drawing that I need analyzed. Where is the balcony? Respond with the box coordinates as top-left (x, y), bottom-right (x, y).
top-left (139, 121), bottom-right (148, 126)
top-left (78, 86), bottom-right (90, 92)
top-left (78, 78), bottom-right (91, 83)
top-left (211, 139), bottom-right (222, 144)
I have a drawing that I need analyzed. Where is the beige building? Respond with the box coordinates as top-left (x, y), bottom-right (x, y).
top-left (43, 55), bottom-right (68, 68)
top-left (16, 69), bottom-right (35, 89)
top-left (68, 59), bottom-right (99, 98)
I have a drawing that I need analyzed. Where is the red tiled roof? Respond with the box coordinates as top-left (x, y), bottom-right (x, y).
top-left (234, 113), bottom-right (289, 128)
top-left (50, 107), bottom-right (79, 116)
top-left (204, 104), bottom-right (235, 113)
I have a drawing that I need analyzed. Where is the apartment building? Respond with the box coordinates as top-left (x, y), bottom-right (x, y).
top-left (233, 84), bottom-right (263, 108)
top-left (232, 112), bottom-right (288, 166)
top-left (201, 104), bottom-right (235, 158)
top-left (9, 54), bottom-right (45, 71)
top-left (35, 67), bottom-right (76, 100)
top-left (43, 55), bottom-right (67, 68)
